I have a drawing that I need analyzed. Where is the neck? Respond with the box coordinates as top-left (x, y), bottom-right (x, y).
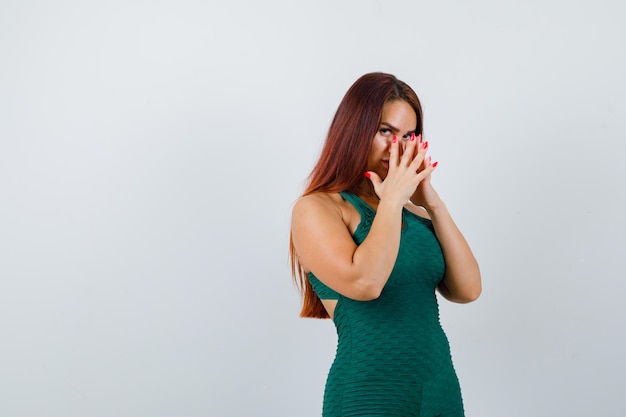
top-left (356, 180), bottom-right (378, 201)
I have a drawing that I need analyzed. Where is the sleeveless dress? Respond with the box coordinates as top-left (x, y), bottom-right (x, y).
top-left (308, 192), bottom-right (464, 417)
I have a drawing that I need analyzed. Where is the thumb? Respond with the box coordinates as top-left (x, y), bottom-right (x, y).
top-left (364, 171), bottom-right (383, 196)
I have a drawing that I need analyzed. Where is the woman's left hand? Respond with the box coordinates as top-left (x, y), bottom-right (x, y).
top-left (410, 156), bottom-right (443, 211)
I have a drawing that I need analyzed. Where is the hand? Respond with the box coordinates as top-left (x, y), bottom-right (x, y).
top-left (366, 133), bottom-right (436, 206)
top-left (410, 154), bottom-right (443, 210)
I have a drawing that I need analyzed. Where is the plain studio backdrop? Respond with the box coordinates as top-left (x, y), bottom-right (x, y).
top-left (1, 0), bottom-right (625, 416)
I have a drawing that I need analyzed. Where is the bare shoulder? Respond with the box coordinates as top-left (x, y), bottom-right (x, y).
top-left (291, 192), bottom-right (357, 272)
top-left (291, 193), bottom-right (345, 235)
top-left (292, 192), bottom-right (343, 219)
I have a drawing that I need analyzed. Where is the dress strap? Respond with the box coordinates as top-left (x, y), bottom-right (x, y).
top-left (338, 191), bottom-right (374, 214)
top-left (338, 191), bottom-right (375, 241)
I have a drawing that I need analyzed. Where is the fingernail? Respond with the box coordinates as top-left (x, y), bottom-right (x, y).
top-left (422, 141), bottom-right (429, 150)
top-left (432, 161), bottom-right (439, 168)
top-left (410, 132), bottom-right (415, 141)
top-left (392, 136), bottom-right (397, 143)
top-left (364, 172), bottom-right (371, 178)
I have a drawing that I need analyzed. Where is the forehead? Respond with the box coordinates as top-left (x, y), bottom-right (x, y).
top-left (380, 100), bottom-right (417, 127)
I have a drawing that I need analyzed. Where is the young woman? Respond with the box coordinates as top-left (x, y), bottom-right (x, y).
top-left (290, 72), bottom-right (481, 416)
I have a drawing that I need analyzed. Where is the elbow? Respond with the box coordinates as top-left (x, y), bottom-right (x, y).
top-left (357, 284), bottom-right (383, 301)
top-left (458, 287), bottom-right (481, 303)
top-left (468, 273), bottom-right (483, 302)
top-left (440, 278), bottom-right (481, 304)
top-left (450, 265), bottom-right (482, 303)
top-left (457, 282), bottom-right (482, 303)
top-left (352, 276), bottom-right (384, 301)
top-left (363, 285), bottom-right (384, 301)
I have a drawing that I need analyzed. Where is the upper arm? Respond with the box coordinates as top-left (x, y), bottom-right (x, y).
top-left (291, 194), bottom-right (373, 300)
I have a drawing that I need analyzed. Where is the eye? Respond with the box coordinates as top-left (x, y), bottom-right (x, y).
top-left (379, 128), bottom-right (392, 135)
top-left (402, 133), bottom-right (411, 140)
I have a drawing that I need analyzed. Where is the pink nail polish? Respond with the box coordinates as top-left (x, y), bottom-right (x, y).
top-left (392, 136), bottom-right (397, 143)
top-left (422, 141), bottom-right (429, 150)
top-left (432, 161), bottom-right (439, 168)
top-left (364, 172), bottom-right (371, 178)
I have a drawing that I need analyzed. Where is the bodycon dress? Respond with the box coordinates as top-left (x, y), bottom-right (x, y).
top-left (308, 191), bottom-right (464, 417)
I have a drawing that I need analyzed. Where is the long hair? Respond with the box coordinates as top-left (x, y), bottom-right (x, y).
top-left (290, 72), bottom-right (424, 318)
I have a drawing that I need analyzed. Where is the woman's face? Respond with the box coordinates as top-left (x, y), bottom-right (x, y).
top-left (367, 100), bottom-right (418, 179)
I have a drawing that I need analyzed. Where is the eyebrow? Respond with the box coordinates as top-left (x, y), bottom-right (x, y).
top-left (380, 122), bottom-right (416, 136)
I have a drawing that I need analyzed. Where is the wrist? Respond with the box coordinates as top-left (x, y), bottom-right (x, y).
top-left (409, 195), bottom-right (445, 212)
top-left (378, 196), bottom-right (408, 212)
top-left (424, 200), bottom-right (448, 217)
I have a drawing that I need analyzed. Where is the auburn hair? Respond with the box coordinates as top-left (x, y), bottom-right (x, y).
top-left (290, 72), bottom-right (424, 318)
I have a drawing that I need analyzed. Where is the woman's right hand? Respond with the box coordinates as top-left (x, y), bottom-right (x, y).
top-left (365, 134), bottom-right (436, 205)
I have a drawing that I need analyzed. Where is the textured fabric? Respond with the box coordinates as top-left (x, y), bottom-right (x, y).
top-left (309, 273), bottom-right (341, 299)
top-left (308, 191), bottom-right (464, 417)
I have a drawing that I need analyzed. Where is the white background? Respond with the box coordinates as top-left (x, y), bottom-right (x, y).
top-left (1, 0), bottom-right (625, 416)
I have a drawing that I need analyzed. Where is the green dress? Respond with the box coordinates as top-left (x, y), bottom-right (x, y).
top-left (308, 192), bottom-right (464, 417)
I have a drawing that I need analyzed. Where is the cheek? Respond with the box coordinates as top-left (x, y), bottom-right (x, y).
top-left (372, 135), bottom-right (389, 151)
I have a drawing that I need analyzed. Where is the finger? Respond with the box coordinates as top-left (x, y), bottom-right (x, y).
top-left (414, 133), bottom-right (423, 153)
top-left (416, 158), bottom-right (438, 180)
top-left (389, 135), bottom-right (400, 168)
top-left (364, 171), bottom-right (383, 197)
top-left (403, 133), bottom-right (414, 159)
top-left (409, 140), bottom-right (428, 172)
top-left (426, 156), bottom-right (439, 169)
top-left (397, 137), bottom-right (406, 160)
top-left (413, 136), bottom-right (426, 172)
top-left (400, 132), bottom-right (413, 155)
top-left (401, 132), bottom-right (419, 166)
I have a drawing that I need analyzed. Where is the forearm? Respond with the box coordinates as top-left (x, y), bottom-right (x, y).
top-left (351, 199), bottom-right (404, 298)
top-left (427, 203), bottom-right (481, 303)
